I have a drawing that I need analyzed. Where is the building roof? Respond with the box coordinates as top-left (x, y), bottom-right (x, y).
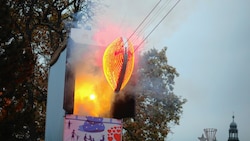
top-left (230, 115), bottom-right (237, 129)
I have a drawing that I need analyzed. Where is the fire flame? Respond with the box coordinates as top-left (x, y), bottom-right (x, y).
top-left (103, 37), bottom-right (135, 92)
top-left (89, 94), bottom-right (96, 100)
top-left (73, 43), bottom-right (114, 117)
top-left (74, 74), bottom-right (114, 117)
top-left (73, 36), bottom-right (134, 117)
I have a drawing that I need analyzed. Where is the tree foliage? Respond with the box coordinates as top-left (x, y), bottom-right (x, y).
top-left (0, 0), bottom-right (95, 140)
top-left (123, 47), bottom-right (186, 141)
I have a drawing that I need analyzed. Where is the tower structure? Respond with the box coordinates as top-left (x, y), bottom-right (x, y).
top-left (198, 128), bottom-right (217, 141)
top-left (204, 128), bottom-right (217, 141)
top-left (228, 115), bottom-right (239, 141)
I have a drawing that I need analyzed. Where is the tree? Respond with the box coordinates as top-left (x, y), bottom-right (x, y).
top-left (122, 47), bottom-right (186, 141)
top-left (0, 0), bottom-right (96, 140)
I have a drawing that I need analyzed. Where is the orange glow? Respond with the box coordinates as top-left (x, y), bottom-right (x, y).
top-left (74, 74), bottom-right (114, 117)
top-left (89, 94), bottom-right (96, 100)
top-left (103, 37), bottom-right (134, 92)
top-left (72, 40), bottom-right (116, 118)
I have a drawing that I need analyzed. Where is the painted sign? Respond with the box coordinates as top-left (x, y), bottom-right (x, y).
top-left (64, 115), bottom-right (122, 141)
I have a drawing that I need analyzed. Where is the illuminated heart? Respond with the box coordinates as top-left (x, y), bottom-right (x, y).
top-left (103, 37), bottom-right (135, 92)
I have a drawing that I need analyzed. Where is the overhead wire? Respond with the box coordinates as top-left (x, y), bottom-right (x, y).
top-left (130, 0), bottom-right (172, 44)
top-left (135, 0), bottom-right (181, 51)
top-left (125, 0), bottom-right (181, 52)
top-left (127, 0), bottom-right (163, 43)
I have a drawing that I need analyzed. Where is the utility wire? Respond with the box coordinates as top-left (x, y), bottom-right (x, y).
top-left (134, 0), bottom-right (181, 52)
top-left (127, 0), bottom-right (162, 42)
top-left (130, 0), bottom-right (171, 44)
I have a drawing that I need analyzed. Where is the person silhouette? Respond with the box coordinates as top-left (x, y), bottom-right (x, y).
top-left (84, 134), bottom-right (87, 141)
top-left (71, 130), bottom-right (75, 141)
top-left (68, 120), bottom-right (71, 129)
top-left (100, 135), bottom-right (105, 141)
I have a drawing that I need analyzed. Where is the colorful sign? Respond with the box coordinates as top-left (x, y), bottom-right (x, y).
top-left (64, 115), bottom-right (122, 141)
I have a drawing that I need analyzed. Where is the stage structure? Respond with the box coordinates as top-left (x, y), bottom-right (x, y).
top-left (45, 28), bottom-right (136, 141)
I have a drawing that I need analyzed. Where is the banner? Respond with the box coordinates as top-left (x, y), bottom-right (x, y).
top-left (64, 115), bottom-right (122, 141)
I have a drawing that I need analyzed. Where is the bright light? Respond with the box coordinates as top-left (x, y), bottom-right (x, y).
top-left (89, 94), bottom-right (96, 100)
top-left (74, 74), bottom-right (113, 117)
top-left (73, 36), bottom-right (134, 117)
top-left (103, 37), bottom-right (135, 92)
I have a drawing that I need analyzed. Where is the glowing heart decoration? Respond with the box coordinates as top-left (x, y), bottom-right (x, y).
top-left (103, 37), bottom-right (135, 92)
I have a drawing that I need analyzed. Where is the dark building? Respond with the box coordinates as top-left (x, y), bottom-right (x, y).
top-left (228, 115), bottom-right (239, 141)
